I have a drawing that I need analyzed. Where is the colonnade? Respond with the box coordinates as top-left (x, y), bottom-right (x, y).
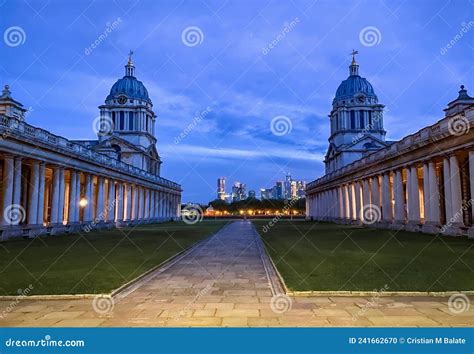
top-left (307, 152), bottom-right (473, 236)
top-left (0, 154), bottom-right (181, 237)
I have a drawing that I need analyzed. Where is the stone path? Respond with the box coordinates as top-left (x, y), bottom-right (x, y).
top-left (0, 221), bottom-right (473, 327)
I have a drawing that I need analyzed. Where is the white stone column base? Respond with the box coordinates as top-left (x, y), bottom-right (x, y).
top-left (389, 221), bottom-right (406, 230)
top-left (50, 224), bottom-right (66, 235)
top-left (421, 222), bottom-right (441, 235)
top-left (467, 227), bottom-right (474, 239)
top-left (405, 221), bottom-right (421, 232)
top-left (441, 223), bottom-right (464, 236)
top-left (0, 226), bottom-right (23, 240)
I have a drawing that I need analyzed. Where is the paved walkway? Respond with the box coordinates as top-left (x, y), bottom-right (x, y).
top-left (0, 221), bottom-right (472, 327)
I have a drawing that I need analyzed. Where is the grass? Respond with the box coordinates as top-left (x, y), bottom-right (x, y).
top-left (0, 221), bottom-right (228, 295)
top-left (254, 220), bottom-right (474, 292)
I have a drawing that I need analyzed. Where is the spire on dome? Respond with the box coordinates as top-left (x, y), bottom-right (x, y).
top-left (349, 49), bottom-right (359, 76)
top-left (125, 50), bottom-right (135, 77)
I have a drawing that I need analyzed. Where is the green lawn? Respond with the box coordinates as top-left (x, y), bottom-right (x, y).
top-left (254, 220), bottom-right (474, 292)
top-left (0, 221), bottom-right (228, 295)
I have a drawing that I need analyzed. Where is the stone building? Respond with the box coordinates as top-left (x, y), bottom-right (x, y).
top-left (306, 56), bottom-right (474, 238)
top-left (0, 56), bottom-right (181, 240)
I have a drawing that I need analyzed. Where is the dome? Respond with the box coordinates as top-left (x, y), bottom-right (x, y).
top-left (334, 75), bottom-right (377, 102)
top-left (107, 76), bottom-right (150, 102)
top-left (332, 55), bottom-right (378, 104)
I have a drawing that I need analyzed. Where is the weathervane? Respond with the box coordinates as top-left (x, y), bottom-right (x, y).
top-left (128, 50), bottom-right (134, 64)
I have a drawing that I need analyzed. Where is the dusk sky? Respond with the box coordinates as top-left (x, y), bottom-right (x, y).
top-left (1, 0), bottom-right (472, 203)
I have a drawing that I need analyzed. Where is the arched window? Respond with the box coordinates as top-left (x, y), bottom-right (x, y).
top-left (119, 111), bottom-right (125, 130)
top-left (128, 112), bottom-right (133, 130)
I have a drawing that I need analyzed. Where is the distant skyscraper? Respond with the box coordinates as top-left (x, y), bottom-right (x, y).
top-left (248, 190), bottom-right (256, 199)
top-left (275, 181), bottom-right (284, 200)
top-left (260, 188), bottom-right (273, 200)
top-left (284, 173), bottom-right (292, 199)
top-left (217, 177), bottom-right (226, 200)
top-left (232, 182), bottom-right (247, 201)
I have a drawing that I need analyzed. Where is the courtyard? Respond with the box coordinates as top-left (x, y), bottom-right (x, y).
top-left (0, 220), bottom-right (472, 327)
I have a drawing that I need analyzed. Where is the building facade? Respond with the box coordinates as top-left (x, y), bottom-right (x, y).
top-left (324, 53), bottom-right (388, 174)
top-left (306, 83), bottom-right (474, 238)
top-left (217, 177), bottom-right (226, 200)
top-left (0, 57), bottom-right (181, 240)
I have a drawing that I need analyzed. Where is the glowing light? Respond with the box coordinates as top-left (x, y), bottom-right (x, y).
top-left (79, 198), bottom-right (88, 207)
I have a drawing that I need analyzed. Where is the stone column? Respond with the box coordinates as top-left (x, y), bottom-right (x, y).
top-left (116, 182), bottom-right (124, 223)
top-left (2, 156), bottom-right (14, 225)
top-left (140, 187), bottom-right (145, 220)
top-left (349, 183), bottom-right (355, 221)
top-left (393, 169), bottom-right (405, 228)
top-left (58, 168), bottom-right (65, 224)
top-left (371, 175), bottom-right (380, 209)
top-left (338, 187), bottom-right (344, 219)
top-left (423, 161), bottom-right (441, 234)
top-left (150, 190), bottom-right (155, 220)
top-left (422, 163), bottom-right (430, 224)
top-left (74, 171), bottom-right (81, 223)
top-left (124, 183), bottom-right (132, 222)
top-left (406, 166), bottom-right (421, 231)
top-left (12, 157), bottom-right (22, 209)
top-left (50, 167), bottom-right (61, 224)
top-left (447, 154), bottom-right (464, 235)
top-left (68, 170), bottom-right (77, 224)
top-left (96, 177), bottom-right (105, 223)
top-left (132, 185), bottom-right (139, 221)
top-left (37, 163), bottom-right (46, 226)
top-left (443, 158), bottom-right (452, 224)
top-left (354, 181), bottom-right (362, 223)
top-left (106, 179), bottom-right (115, 223)
top-left (381, 173), bottom-right (392, 222)
top-left (468, 152), bottom-right (474, 238)
top-left (343, 185), bottom-right (350, 221)
top-left (27, 161), bottom-right (40, 225)
top-left (144, 188), bottom-right (150, 220)
top-left (84, 174), bottom-right (93, 222)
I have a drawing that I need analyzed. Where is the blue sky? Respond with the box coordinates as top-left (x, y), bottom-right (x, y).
top-left (1, 0), bottom-right (472, 203)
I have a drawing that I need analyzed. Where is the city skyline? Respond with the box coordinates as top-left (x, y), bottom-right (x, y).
top-left (2, 1), bottom-right (471, 203)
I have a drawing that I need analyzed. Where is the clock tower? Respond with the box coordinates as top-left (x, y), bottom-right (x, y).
top-left (324, 51), bottom-right (387, 174)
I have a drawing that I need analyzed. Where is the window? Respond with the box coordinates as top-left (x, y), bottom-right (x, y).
top-left (359, 111), bottom-right (365, 129)
top-left (335, 114), bottom-right (338, 131)
top-left (350, 111), bottom-right (355, 129)
top-left (119, 111), bottom-right (124, 130)
top-left (368, 111), bottom-right (373, 127)
top-left (146, 115), bottom-right (149, 132)
top-left (128, 112), bottom-right (133, 130)
top-left (112, 112), bottom-right (116, 128)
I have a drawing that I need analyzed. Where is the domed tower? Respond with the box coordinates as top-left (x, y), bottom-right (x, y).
top-left (324, 51), bottom-right (387, 174)
top-left (97, 52), bottom-right (161, 176)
